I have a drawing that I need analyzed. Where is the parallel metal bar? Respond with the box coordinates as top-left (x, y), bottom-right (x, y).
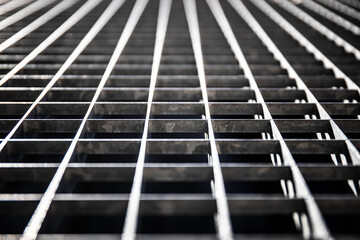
top-left (234, 0), bottom-right (360, 201)
top-left (229, 0), bottom-right (360, 166)
top-left (0, 0), bottom-right (55, 31)
top-left (0, 0), bottom-right (11, 6)
top-left (16, 1), bottom-right (130, 239)
top-left (184, 0), bottom-right (234, 239)
top-left (250, 0), bottom-right (360, 166)
top-left (337, 0), bottom-right (360, 10)
top-left (315, 0), bottom-right (360, 21)
top-left (250, 0), bottom-right (360, 94)
top-left (300, 0), bottom-right (360, 36)
top-left (122, 0), bottom-right (171, 239)
top-left (209, 0), bottom-right (332, 238)
top-left (277, 0), bottom-right (360, 60)
top-left (0, 0), bottom-right (118, 153)
top-left (0, 0), bottom-right (78, 53)
top-left (0, 0), bottom-right (33, 16)
top-left (0, 0), bottom-right (100, 87)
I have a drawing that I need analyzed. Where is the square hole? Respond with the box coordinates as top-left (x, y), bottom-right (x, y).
top-left (0, 202), bottom-right (38, 234)
top-left (0, 181), bottom-right (49, 193)
top-left (148, 133), bottom-right (205, 139)
top-left (231, 215), bottom-right (300, 234)
top-left (19, 132), bottom-right (76, 139)
top-left (211, 115), bottom-right (259, 119)
top-left (87, 133), bottom-right (142, 139)
top-left (324, 214), bottom-right (360, 234)
top-left (146, 154), bottom-right (208, 163)
top-left (293, 154), bottom-right (336, 164)
top-left (219, 154), bottom-right (273, 164)
top-left (40, 216), bottom-right (125, 234)
top-left (73, 154), bottom-right (138, 163)
top-left (4, 154), bottom-right (65, 163)
top-left (151, 115), bottom-right (204, 120)
top-left (281, 132), bottom-right (323, 139)
top-left (307, 181), bottom-right (355, 195)
top-left (272, 115), bottom-right (308, 120)
top-left (57, 181), bottom-right (132, 194)
top-left (225, 181), bottom-right (283, 194)
top-left (142, 181), bottom-right (212, 194)
top-left (215, 133), bottom-right (264, 139)
top-left (90, 115), bottom-right (146, 119)
top-left (137, 216), bottom-right (216, 234)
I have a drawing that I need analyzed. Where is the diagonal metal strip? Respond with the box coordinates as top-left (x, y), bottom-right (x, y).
top-left (0, 0), bottom-right (101, 87)
top-left (14, 0), bottom-right (134, 238)
top-left (229, 0), bottom-right (360, 165)
top-left (0, 0), bottom-right (33, 16)
top-left (0, 0), bottom-right (56, 32)
top-left (315, 0), bottom-right (360, 21)
top-left (0, 0), bottom-right (79, 54)
top-left (250, 0), bottom-right (360, 166)
top-left (250, 0), bottom-right (360, 96)
top-left (122, 0), bottom-right (171, 239)
top-left (0, 0), bottom-right (120, 154)
top-left (184, 0), bottom-right (234, 239)
top-left (299, 0), bottom-right (360, 36)
top-left (207, 0), bottom-right (333, 238)
top-left (276, 0), bottom-right (360, 60)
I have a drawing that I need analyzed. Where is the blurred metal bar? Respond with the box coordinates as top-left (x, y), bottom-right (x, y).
top-left (315, 0), bottom-right (360, 21)
top-left (208, 0), bottom-right (332, 238)
top-left (229, 0), bottom-right (360, 167)
top-left (276, 0), bottom-right (360, 60)
top-left (122, 0), bottom-right (170, 238)
top-left (0, 0), bottom-right (101, 86)
top-left (250, 0), bottom-right (360, 96)
top-left (184, 0), bottom-right (234, 239)
top-left (0, 0), bottom-right (79, 53)
top-left (300, 0), bottom-right (360, 36)
top-left (18, 0), bottom-right (129, 239)
top-left (0, 0), bottom-right (55, 31)
top-left (0, 0), bottom-right (33, 16)
top-left (0, 0), bottom-right (122, 153)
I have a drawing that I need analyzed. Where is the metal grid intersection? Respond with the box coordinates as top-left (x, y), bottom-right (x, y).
top-left (0, 0), bottom-right (359, 239)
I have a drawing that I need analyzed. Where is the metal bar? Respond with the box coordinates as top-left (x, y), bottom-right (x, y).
top-left (0, 0), bottom-right (11, 6)
top-left (15, 0), bottom-right (131, 239)
top-left (0, 0), bottom-right (121, 153)
top-left (208, 0), bottom-right (332, 238)
top-left (276, 0), bottom-right (360, 60)
top-left (122, 0), bottom-right (171, 239)
top-left (183, 0), bottom-right (234, 239)
top-left (228, 0), bottom-right (360, 167)
top-left (0, 0), bottom-right (33, 16)
top-left (250, 0), bottom-right (360, 94)
top-left (300, 0), bottom-right (360, 36)
top-left (0, 0), bottom-right (101, 86)
top-left (315, 0), bottom-right (360, 21)
top-left (0, 0), bottom-right (79, 53)
top-left (337, 0), bottom-right (360, 10)
top-left (0, 0), bottom-right (56, 31)
top-left (250, 0), bottom-right (360, 167)
top-left (233, 0), bottom-right (360, 202)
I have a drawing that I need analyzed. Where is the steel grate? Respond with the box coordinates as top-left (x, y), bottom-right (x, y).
top-left (0, 0), bottom-right (359, 239)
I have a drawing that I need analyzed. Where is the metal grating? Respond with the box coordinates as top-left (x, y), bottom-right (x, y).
top-left (0, 0), bottom-right (359, 239)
